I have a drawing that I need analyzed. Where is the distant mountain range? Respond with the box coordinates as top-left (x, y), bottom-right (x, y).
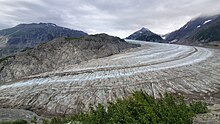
top-left (0, 23), bottom-right (88, 57)
top-left (127, 14), bottom-right (220, 46)
top-left (1, 14), bottom-right (220, 59)
top-left (126, 27), bottom-right (163, 42)
top-left (165, 14), bottom-right (220, 46)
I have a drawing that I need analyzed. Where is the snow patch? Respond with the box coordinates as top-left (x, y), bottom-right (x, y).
top-left (161, 36), bottom-right (166, 40)
top-left (197, 25), bottom-right (201, 28)
top-left (203, 20), bottom-right (212, 25)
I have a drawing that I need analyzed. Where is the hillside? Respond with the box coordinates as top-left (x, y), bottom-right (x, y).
top-left (184, 17), bottom-right (220, 45)
top-left (165, 14), bottom-right (220, 46)
top-left (0, 34), bottom-right (140, 82)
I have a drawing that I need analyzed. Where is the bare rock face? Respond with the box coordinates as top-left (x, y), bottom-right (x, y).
top-left (0, 34), bottom-right (140, 82)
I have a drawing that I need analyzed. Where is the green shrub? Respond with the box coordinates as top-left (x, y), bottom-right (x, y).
top-left (0, 120), bottom-right (27, 124)
top-left (65, 37), bottom-right (83, 41)
top-left (190, 101), bottom-right (208, 114)
top-left (0, 55), bottom-right (14, 63)
top-left (46, 91), bottom-right (208, 124)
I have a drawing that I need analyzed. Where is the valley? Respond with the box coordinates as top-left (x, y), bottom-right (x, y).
top-left (0, 40), bottom-right (219, 118)
top-left (0, 0), bottom-right (220, 123)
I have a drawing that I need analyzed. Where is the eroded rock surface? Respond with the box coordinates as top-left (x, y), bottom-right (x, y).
top-left (0, 40), bottom-right (220, 117)
top-left (0, 34), bottom-right (139, 82)
top-left (0, 108), bottom-right (44, 123)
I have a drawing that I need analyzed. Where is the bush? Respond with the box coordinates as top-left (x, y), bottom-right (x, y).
top-left (44, 91), bottom-right (208, 124)
top-left (190, 101), bottom-right (208, 114)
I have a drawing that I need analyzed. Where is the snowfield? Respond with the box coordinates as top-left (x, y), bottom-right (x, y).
top-left (0, 40), bottom-right (220, 116)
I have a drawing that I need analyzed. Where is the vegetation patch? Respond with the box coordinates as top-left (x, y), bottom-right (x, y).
top-left (0, 55), bottom-right (14, 63)
top-left (65, 37), bottom-right (84, 41)
top-left (43, 91), bottom-right (208, 124)
top-left (0, 120), bottom-right (28, 124)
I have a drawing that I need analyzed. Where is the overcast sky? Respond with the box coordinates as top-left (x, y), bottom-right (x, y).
top-left (0, 0), bottom-right (220, 38)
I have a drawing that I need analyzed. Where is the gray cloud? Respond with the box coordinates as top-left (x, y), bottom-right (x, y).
top-left (0, 0), bottom-right (220, 38)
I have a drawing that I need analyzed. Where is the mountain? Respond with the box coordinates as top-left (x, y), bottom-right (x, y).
top-left (126, 27), bottom-right (163, 42)
top-left (0, 23), bottom-right (88, 57)
top-left (165, 14), bottom-right (220, 45)
top-left (184, 16), bottom-right (220, 45)
top-left (0, 34), bottom-right (140, 82)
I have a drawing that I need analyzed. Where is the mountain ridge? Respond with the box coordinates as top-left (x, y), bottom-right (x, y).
top-left (165, 14), bottom-right (220, 45)
top-left (126, 27), bottom-right (163, 42)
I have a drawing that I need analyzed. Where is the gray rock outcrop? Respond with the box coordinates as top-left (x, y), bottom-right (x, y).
top-left (0, 108), bottom-right (44, 123)
top-left (0, 34), bottom-right (140, 82)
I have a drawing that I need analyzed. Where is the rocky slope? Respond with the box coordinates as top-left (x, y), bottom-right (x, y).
top-left (0, 23), bottom-right (88, 57)
top-left (165, 14), bottom-right (220, 46)
top-left (0, 34), bottom-right (140, 82)
top-left (126, 28), bottom-right (163, 42)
